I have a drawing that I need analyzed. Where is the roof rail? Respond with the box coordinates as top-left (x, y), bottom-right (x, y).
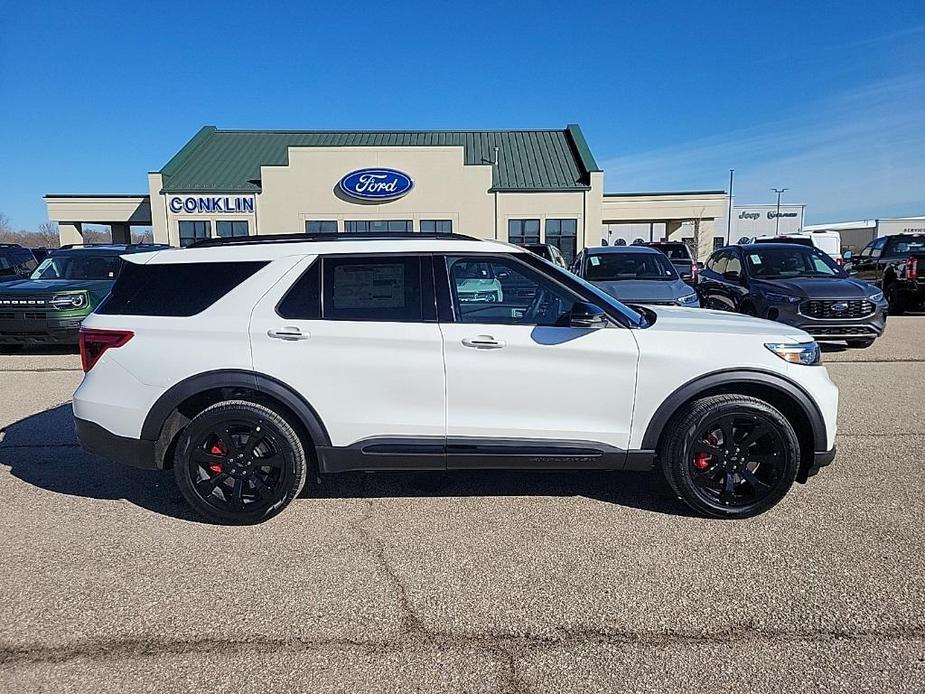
top-left (0, 243), bottom-right (24, 248)
top-left (56, 243), bottom-right (168, 250)
top-left (188, 231), bottom-right (480, 248)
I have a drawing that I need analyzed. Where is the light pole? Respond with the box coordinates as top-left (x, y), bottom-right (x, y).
top-left (727, 169), bottom-right (734, 243)
top-left (772, 187), bottom-right (789, 236)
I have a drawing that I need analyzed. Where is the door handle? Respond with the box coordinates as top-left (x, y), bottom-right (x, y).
top-left (267, 327), bottom-right (311, 341)
top-left (461, 335), bottom-right (505, 349)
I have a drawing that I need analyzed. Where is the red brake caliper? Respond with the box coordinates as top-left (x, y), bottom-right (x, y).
top-left (208, 443), bottom-right (225, 473)
top-left (693, 434), bottom-right (717, 471)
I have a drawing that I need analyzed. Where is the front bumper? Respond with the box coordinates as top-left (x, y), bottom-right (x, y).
top-left (769, 303), bottom-right (887, 342)
top-left (75, 417), bottom-right (157, 469)
top-left (0, 316), bottom-right (85, 344)
top-left (804, 447), bottom-right (836, 481)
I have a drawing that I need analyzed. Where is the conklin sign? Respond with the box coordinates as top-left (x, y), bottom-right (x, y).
top-left (168, 195), bottom-right (255, 214)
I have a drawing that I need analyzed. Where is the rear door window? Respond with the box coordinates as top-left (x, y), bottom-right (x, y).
top-left (321, 256), bottom-right (427, 322)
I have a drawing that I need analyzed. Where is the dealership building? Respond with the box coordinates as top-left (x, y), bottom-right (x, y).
top-left (45, 124), bottom-right (730, 261)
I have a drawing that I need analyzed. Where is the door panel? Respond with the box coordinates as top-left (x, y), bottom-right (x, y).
top-left (249, 255), bottom-right (446, 451)
top-left (439, 255), bottom-right (639, 456)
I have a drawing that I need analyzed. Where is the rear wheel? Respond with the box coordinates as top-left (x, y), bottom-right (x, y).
top-left (659, 395), bottom-right (800, 518)
top-left (173, 400), bottom-right (308, 524)
top-left (886, 284), bottom-right (906, 315)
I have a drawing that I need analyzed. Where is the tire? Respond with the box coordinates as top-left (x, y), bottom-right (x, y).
top-left (173, 400), bottom-right (308, 524)
top-left (886, 285), bottom-right (906, 315)
top-left (846, 338), bottom-right (875, 349)
top-left (0, 344), bottom-right (24, 354)
top-left (659, 395), bottom-right (800, 519)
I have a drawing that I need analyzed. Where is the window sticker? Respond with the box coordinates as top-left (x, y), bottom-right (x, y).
top-left (750, 254), bottom-right (762, 264)
top-left (332, 263), bottom-right (405, 309)
top-left (590, 256), bottom-right (601, 266)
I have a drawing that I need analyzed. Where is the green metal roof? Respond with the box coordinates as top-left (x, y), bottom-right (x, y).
top-left (159, 125), bottom-right (600, 194)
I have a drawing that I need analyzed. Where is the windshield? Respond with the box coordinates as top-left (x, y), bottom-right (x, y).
top-left (744, 247), bottom-right (845, 279)
top-left (31, 254), bottom-right (121, 281)
top-left (586, 252), bottom-right (678, 282)
top-left (650, 244), bottom-right (690, 259)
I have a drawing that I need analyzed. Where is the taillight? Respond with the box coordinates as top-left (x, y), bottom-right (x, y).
top-left (79, 328), bottom-right (133, 372)
top-left (908, 257), bottom-right (918, 280)
top-left (691, 263), bottom-right (699, 281)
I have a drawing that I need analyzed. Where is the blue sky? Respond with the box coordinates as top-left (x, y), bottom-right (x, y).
top-left (1, 0), bottom-right (923, 229)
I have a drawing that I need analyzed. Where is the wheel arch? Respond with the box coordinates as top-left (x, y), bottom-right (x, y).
top-left (141, 369), bottom-right (331, 469)
top-left (641, 369), bottom-right (826, 482)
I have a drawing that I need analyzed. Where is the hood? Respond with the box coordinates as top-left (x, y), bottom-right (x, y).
top-left (644, 305), bottom-right (810, 342)
top-left (752, 277), bottom-right (875, 299)
top-left (0, 279), bottom-right (114, 303)
top-left (592, 279), bottom-right (691, 303)
top-left (0, 278), bottom-right (113, 296)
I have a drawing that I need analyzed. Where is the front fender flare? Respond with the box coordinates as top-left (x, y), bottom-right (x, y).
top-left (640, 368), bottom-right (827, 452)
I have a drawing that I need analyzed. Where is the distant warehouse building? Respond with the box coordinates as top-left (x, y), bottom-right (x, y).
top-left (803, 216), bottom-right (925, 253)
top-left (44, 125), bottom-right (729, 261)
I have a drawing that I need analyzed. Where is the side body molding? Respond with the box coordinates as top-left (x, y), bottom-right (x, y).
top-left (640, 368), bottom-right (827, 452)
top-left (140, 369), bottom-right (332, 448)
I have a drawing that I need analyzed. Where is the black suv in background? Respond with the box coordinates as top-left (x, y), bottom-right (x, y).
top-left (644, 241), bottom-right (697, 285)
top-left (847, 233), bottom-right (925, 314)
top-left (698, 243), bottom-right (888, 347)
top-left (0, 245), bottom-right (37, 281)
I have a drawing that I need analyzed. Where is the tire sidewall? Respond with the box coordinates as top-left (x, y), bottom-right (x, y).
top-left (664, 397), bottom-right (800, 518)
top-left (174, 401), bottom-right (307, 524)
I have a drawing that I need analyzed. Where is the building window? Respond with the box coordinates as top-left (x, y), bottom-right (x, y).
top-left (420, 220), bottom-right (453, 233)
top-left (216, 221), bottom-right (249, 238)
top-left (178, 221), bottom-right (211, 247)
top-left (345, 220), bottom-right (413, 233)
top-left (713, 236), bottom-right (725, 251)
top-left (544, 218), bottom-right (578, 264)
top-left (306, 220), bottom-right (338, 234)
top-left (508, 219), bottom-right (540, 246)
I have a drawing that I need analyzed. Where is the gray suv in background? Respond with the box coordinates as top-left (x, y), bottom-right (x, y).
top-left (572, 245), bottom-right (700, 307)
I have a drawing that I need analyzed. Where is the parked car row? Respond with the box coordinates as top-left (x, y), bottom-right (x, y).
top-left (528, 235), bottom-right (898, 350)
top-left (0, 243), bottom-right (168, 348)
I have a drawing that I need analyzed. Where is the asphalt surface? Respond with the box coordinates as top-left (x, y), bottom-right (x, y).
top-left (1, 318), bottom-right (924, 693)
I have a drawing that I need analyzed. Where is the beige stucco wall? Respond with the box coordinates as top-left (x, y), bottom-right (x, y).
top-left (600, 192), bottom-right (727, 224)
top-left (257, 146), bottom-right (496, 238)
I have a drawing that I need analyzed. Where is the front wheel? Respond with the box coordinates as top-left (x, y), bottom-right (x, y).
top-left (886, 285), bottom-right (906, 315)
top-left (659, 395), bottom-right (800, 519)
top-left (173, 400), bottom-right (308, 524)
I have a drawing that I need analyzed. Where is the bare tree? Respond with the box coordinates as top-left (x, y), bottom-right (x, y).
top-left (131, 227), bottom-right (153, 244)
top-left (35, 222), bottom-right (61, 248)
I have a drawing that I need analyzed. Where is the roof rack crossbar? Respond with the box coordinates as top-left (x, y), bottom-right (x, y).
top-left (188, 232), bottom-right (479, 248)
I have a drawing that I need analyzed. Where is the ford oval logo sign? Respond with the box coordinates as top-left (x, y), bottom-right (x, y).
top-left (339, 168), bottom-right (414, 201)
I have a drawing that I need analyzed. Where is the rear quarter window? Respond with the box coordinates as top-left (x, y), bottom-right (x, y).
top-left (96, 261), bottom-right (268, 317)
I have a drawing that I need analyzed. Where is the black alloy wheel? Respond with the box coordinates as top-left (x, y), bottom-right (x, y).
top-left (174, 400), bottom-right (307, 524)
top-left (688, 413), bottom-right (784, 508)
top-left (660, 395), bottom-right (800, 518)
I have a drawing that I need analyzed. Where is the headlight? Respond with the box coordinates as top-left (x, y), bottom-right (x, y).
top-left (765, 292), bottom-right (800, 304)
top-left (49, 293), bottom-right (87, 310)
top-left (765, 341), bottom-right (821, 365)
top-left (676, 292), bottom-right (699, 306)
top-left (869, 291), bottom-right (884, 302)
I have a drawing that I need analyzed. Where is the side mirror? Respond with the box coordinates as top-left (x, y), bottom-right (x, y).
top-left (569, 301), bottom-right (607, 329)
top-left (696, 261), bottom-right (705, 270)
top-left (722, 270), bottom-right (741, 282)
top-left (842, 250), bottom-right (853, 261)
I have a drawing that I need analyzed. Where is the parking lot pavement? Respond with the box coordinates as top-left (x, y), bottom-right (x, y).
top-left (1, 319), bottom-right (924, 693)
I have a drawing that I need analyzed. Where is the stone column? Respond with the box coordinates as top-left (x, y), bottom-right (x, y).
top-left (665, 220), bottom-right (683, 241)
top-left (696, 218), bottom-right (717, 261)
top-left (58, 222), bottom-right (83, 246)
top-left (110, 223), bottom-right (132, 244)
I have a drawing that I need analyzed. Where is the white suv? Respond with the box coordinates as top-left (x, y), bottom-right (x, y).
top-left (73, 233), bottom-right (838, 523)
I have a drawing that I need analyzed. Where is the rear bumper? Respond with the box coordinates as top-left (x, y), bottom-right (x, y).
top-left (75, 417), bottom-right (157, 469)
